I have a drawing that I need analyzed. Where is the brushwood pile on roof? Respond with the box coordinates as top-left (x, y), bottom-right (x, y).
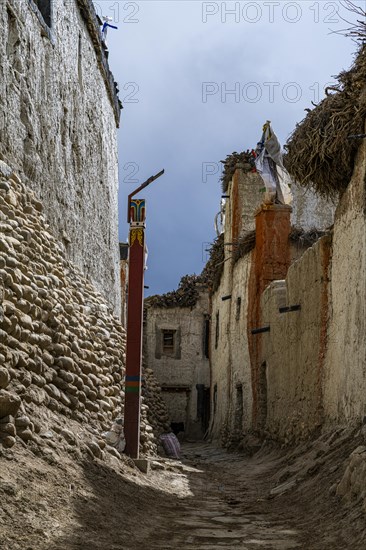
top-left (233, 231), bottom-right (256, 264)
top-left (284, 44), bottom-right (366, 198)
top-left (145, 236), bottom-right (226, 307)
top-left (145, 274), bottom-right (205, 308)
top-left (289, 227), bottom-right (329, 246)
top-left (221, 150), bottom-right (257, 193)
top-left (145, 225), bottom-right (329, 309)
top-left (201, 235), bottom-right (225, 293)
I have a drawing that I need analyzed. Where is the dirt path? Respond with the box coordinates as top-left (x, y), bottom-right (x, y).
top-left (144, 441), bottom-right (366, 550)
top-left (1, 439), bottom-right (365, 549)
top-left (153, 444), bottom-right (301, 549)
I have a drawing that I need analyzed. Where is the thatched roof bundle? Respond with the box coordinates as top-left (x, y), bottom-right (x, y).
top-left (284, 45), bottom-right (366, 198)
top-left (201, 234), bottom-right (225, 292)
top-left (221, 150), bottom-right (257, 192)
top-left (145, 236), bottom-right (226, 308)
top-left (145, 274), bottom-right (204, 308)
top-left (233, 231), bottom-right (256, 263)
top-left (289, 227), bottom-right (329, 247)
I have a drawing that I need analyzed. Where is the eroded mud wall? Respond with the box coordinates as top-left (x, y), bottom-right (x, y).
top-left (260, 134), bottom-right (365, 440)
top-left (261, 236), bottom-right (331, 441)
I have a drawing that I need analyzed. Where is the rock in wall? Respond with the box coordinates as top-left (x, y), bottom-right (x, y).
top-left (0, 162), bottom-right (158, 457)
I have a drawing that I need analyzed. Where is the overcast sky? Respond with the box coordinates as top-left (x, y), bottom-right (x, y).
top-left (94, 0), bottom-right (356, 296)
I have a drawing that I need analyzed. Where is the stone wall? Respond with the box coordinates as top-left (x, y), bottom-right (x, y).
top-left (0, 163), bottom-right (125, 452)
top-left (0, 164), bottom-right (160, 457)
top-left (0, 0), bottom-right (120, 313)
top-left (142, 365), bottom-right (170, 444)
top-left (144, 290), bottom-right (210, 438)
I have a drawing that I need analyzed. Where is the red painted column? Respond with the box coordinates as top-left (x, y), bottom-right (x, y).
top-left (255, 204), bottom-right (292, 292)
top-left (124, 200), bottom-right (146, 458)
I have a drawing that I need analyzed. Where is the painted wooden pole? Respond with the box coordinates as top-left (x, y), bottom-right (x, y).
top-left (123, 169), bottom-right (164, 458)
top-left (124, 199), bottom-right (146, 458)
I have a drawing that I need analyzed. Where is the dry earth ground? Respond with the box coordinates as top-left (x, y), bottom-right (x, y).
top-left (1, 432), bottom-right (366, 549)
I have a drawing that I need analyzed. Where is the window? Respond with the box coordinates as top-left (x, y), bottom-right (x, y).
top-left (162, 329), bottom-right (175, 356)
top-left (33, 1), bottom-right (52, 28)
top-left (155, 326), bottom-right (181, 359)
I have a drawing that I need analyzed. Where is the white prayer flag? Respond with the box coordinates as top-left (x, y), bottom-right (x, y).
top-left (255, 121), bottom-right (292, 205)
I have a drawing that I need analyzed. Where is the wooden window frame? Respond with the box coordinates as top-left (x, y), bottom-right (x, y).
top-left (162, 329), bottom-right (175, 356)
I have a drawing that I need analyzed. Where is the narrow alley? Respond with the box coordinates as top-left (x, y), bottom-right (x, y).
top-left (1, 3), bottom-right (366, 549)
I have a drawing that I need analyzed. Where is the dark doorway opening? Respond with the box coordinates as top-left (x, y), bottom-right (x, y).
top-left (204, 318), bottom-right (210, 358)
top-left (196, 384), bottom-right (210, 434)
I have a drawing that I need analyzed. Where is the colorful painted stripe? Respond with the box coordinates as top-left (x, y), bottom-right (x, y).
top-left (125, 386), bottom-right (140, 393)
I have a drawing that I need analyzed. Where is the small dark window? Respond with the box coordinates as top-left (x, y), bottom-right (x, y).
top-left (34, 1), bottom-right (52, 28)
top-left (162, 329), bottom-right (175, 356)
top-left (215, 311), bottom-right (219, 349)
top-left (156, 327), bottom-right (181, 359)
top-left (236, 297), bottom-right (242, 321)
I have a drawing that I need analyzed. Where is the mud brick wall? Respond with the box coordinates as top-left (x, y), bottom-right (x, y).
top-left (260, 237), bottom-right (331, 442)
top-left (259, 122), bottom-right (366, 442)
top-left (323, 123), bottom-right (366, 426)
top-left (209, 168), bottom-right (263, 444)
